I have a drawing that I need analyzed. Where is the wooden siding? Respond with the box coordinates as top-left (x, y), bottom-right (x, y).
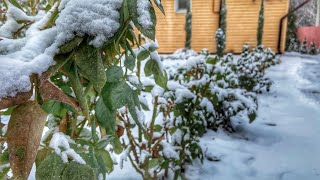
top-left (155, 0), bottom-right (219, 53)
top-left (154, 0), bottom-right (289, 54)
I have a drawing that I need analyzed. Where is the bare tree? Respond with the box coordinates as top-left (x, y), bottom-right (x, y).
top-left (290, 0), bottom-right (318, 27)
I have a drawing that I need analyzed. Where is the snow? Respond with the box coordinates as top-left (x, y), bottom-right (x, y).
top-left (185, 55), bottom-right (320, 180)
top-left (0, 0), bottom-right (124, 98)
top-left (106, 54), bottom-right (320, 180)
top-left (56, 0), bottom-right (123, 47)
top-left (49, 132), bottom-right (86, 165)
top-left (136, 0), bottom-right (153, 29)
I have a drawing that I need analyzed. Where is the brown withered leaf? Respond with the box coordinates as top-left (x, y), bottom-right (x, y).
top-left (7, 101), bottom-right (48, 179)
top-left (0, 90), bottom-right (33, 110)
top-left (39, 80), bottom-right (80, 110)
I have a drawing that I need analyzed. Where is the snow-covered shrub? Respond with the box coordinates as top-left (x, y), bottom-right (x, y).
top-left (0, 0), bottom-right (166, 179)
top-left (236, 45), bottom-right (279, 93)
top-left (166, 54), bottom-right (258, 132)
top-left (308, 41), bottom-right (318, 55)
top-left (300, 38), bottom-right (308, 54)
top-left (160, 48), bottom-right (198, 61)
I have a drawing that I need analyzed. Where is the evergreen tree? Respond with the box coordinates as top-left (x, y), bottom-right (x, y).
top-left (257, 0), bottom-right (264, 46)
top-left (285, 13), bottom-right (297, 50)
top-left (287, 38), bottom-right (295, 52)
top-left (300, 38), bottom-right (308, 54)
top-left (216, 28), bottom-right (226, 57)
top-left (216, 0), bottom-right (227, 57)
top-left (293, 38), bottom-right (300, 52)
top-left (185, 0), bottom-right (192, 50)
top-left (309, 41), bottom-right (317, 55)
top-left (219, 0), bottom-right (227, 33)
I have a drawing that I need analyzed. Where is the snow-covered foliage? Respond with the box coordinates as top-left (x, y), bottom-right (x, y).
top-left (0, 0), bottom-right (124, 98)
top-left (287, 38), bottom-right (320, 55)
top-left (0, 0), bottom-right (165, 179)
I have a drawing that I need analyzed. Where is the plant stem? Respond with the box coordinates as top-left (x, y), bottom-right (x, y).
top-left (148, 96), bottom-right (158, 149)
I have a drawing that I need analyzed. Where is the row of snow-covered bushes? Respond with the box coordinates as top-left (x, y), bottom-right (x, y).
top-left (287, 38), bottom-right (320, 55)
top-left (115, 45), bottom-right (280, 179)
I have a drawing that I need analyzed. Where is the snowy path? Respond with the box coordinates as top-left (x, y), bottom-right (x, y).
top-left (186, 55), bottom-right (320, 180)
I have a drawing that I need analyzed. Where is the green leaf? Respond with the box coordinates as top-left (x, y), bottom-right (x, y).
top-left (155, 71), bottom-right (168, 90)
top-left (1, 106), bottom-right (16, 115)
top-left (128, 0), bottom-right (157, 40)
top-left (96, 136), bottom-right (113, 149)
top-left (0, 149), bottom-right (9, 165)
top-left (61, 161), bottom-right (95, 180)
top-left (101, 81), bottom-right (132, 110)
top-left (0, 166), bottom-right (10, 179)
top-left (106, 66), bottom-right (124, 82)
top-left (124, 55), bottom-right (135, 71)
top-left (137, 49), bottom-right (150, 61)
top-left (144, 59), bottom-right (161, 77)
top-left (249, 112), bottom-right (257, 123)
top-left (94, 149), bottom-right (113, 178)
top-left (79, 151), bottom-right (99, 177)
top-left (41, 100), bottom-right (74, 118)
top-left (101, 81), bottom-right (144, 132)
top-left (36, 153), bottom-right (66, 180)
top-left (73, 45), bottom-right (106, 93)
top-left (144, 59), bottom-right (167, 89)
top-left (8, 0), bottom-right (24, 10)
top-left (35, 148), bottom-right (52, 167)
top-left (111, 136), bottom-right (123, 154)
top-left (59, 37), bottom-right (83, 54)
top-left (95, 98), bottom-right (116, 135)
top-left (153, 0), bottom-right (165, 15)
top-left (148, 158), bottom-right (162, 169)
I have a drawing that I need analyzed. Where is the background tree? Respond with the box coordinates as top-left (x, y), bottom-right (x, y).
top-left (216, 0), bottom-right (227, 57)
top-left (285, 13), bottom-right (297, 50)
top-left (290, 0), bottom-right (317, 27)
top-left (185, 0), bottom-right (192, 50)
top-left (257, 0), bottom-right (264, 46)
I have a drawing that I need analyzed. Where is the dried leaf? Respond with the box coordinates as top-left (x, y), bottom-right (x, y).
top-left (7, 101), bottom-right (48, 179)
top-left (0, 90), bottom-right (32, 110)
top-left (39, 80), bottom-right (80, 110)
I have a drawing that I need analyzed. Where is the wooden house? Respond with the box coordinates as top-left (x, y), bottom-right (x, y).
top-left (154, 0), bottom-right (290, 53)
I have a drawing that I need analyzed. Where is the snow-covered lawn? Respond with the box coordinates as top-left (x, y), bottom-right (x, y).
top-left (108, 54), bottom-right (320, 180)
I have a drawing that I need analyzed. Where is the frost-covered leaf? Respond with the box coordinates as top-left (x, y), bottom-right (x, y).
top-left (124, 55), bottom-right (135, 71)
top-left (61, 161), bottom-right (95, 180)
top-left (101, 81), bottom-right (132, 110)
top-left (101, 81), bottom-right (144, 131)
top-left (129, 0), bottom-right (157, 40)
top-left (95, 149), bottom-right (113, 178)
top-left (106, 66), bottom-right (123, 82)
top-left (73, 45), bottom-right (106, 93)
top-left (36, 153), bottom-right (66, 180)
top-left (59, 37), bottom-right (84, 54)
top-left (7, 101), bottom-right (47, 179)
top-left (35, 148), bottom-right (52, 167)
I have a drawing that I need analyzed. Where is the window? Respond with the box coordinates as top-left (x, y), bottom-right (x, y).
top-left (175, 0), bottom-right (190, 13)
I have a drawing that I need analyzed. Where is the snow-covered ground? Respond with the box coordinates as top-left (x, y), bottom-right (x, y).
top-left (186, 54), bottom-right (320, 180)
top-left (109, 54), bottom-right (320, 180)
